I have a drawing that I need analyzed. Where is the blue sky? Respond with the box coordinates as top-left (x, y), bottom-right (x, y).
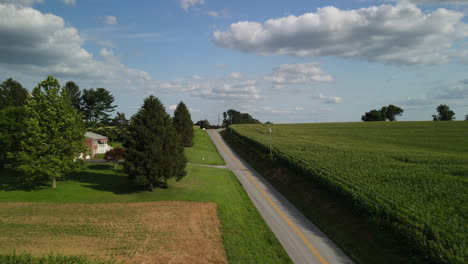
top-left (0, 0), bottom-right (467, 124)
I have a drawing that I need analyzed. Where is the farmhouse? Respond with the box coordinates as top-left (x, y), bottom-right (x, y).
top-left (83, 132), bottom-right (113, 159)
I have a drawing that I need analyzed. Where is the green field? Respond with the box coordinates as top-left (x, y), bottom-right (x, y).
top-left (230, 121), bottom-right (468, 264)
top-left (185, 128), bottom-right (225, 165)
top-left (0, 131), bottom-right (290, 263)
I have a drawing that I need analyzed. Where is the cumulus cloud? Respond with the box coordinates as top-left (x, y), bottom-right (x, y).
top-left (206, 10), bottom-right (219, 17)
top-left (178, 0), bottom-right (204, 11)
top-left (0, 3), bottom-right (152, 88)
top-left (389, 0), bottom-right (468, 5)
top-left (104, 15), bottom-right (118, 25)
top-left (0, 0), bottom-right (43, 6)
top-left (264, 62), bottom-right (333, 89)
top-left (213, 3), bottom-right (468, 66)
top-left (226, 72), bottom-right (243, 79)
top-left (61, 0), bottom-right (75, 6)
top-left (314, 93), bottom-right (343, 104)
top-left (399, 79), bottom-right (468, 107)
top-left (238, 105), bottom-right (305, 115)
top-left (147, 76), bottom-right (262, 103)
top-left (433, 79), bottom-right (468, 99)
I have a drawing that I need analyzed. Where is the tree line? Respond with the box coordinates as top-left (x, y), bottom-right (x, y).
top-left (0, 76), bottom-right (194, 191)
top-left (361, 104), bottom-right (463, 121)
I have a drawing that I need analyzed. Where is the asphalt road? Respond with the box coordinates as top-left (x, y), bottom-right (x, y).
top-left (207, 129), bottom-right (354, 264)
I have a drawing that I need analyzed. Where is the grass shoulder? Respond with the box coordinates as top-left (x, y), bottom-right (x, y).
top-left (185, 128), bottom-right (225, 166)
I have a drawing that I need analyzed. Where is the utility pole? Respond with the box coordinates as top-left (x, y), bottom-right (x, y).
top-left (217, 113), bottom-right (220, 127)
top-left (268, 126), bottom-right (272, 158)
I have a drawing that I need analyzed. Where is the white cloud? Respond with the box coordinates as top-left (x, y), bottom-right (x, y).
top-left (0, 3), bottom-right (152, 89)
top-left (96, 40), bottom-right (115, 48)
top-left (226, 72), bottom-right (243, 79)
top-left (178, 0), bottom-right (204, 11)
top-left (433, 79), bottom-right (468, 99)
top-left (206, 10), bottom-right (219, 17)
top-left (314, 94), bottom-right (343, 104)
top-left (146, 76), bottom-right (263, 103)
top-left (61, 0), bottom-right (75, 6)
top-left (213, 3), bottom-right (468, 66)
top-left (168, 104), bottom-right (177, 110)
top-left (389, 0), bottom-right (468, 5)
top-left (0, 0), bottom-right (43, 6)
top-left (104, 15), bottom-right (118, 25)
top-left (239, 105), bottom-right (305, 115)
top-left (206, 9), bottom-right (230, 19)
top-left (264, 62), bottom-right (333, 90)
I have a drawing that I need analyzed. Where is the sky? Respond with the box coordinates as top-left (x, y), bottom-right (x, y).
top-left (0, 0), bottom-right (467, 124)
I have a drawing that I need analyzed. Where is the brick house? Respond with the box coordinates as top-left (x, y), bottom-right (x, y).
top-left (83, 132), bottom-right (113, 159)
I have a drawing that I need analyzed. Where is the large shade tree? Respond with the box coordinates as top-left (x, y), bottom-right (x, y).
top-left (0, 78), bottom-right (29, 110)
top-left (16, 76), bottom-right (85, 188)
top-left (124, 96), bottom-right (186, 191)
top-left (362, 105), bottom-right (404, 122)
top-left (222, 109), bottom-right (261, 126)
top-left (380, 105), bottom-right (404, 121)
top-left (432, 104), bottom-right (455, 121)
top-left (81, 88), bottom-right (116, 126)
top-left (361, 109), bottom-right (385, 121)
top-left (173, 101), bottom-right (194, 147)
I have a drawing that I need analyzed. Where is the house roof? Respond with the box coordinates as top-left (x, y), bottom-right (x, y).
top-left (84, 131), bottom-right (108, 140)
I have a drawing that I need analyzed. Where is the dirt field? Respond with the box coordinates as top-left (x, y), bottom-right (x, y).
top-left (0, 201), bottom-right (227, 264)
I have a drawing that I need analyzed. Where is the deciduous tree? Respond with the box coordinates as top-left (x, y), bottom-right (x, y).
top-left (16, 76), bottom-right (85, 188)
top-left (104, 147), bottom-right (125, 169)
top-left (81, 88), bottom-right (116, 126)
top-left (222, 109), bottom-right (261, 126)
top-left (124, 96), bottom-right (186, 191)
top-left (432, 104), bottom-right (455, 121)
top-left (173, 101), bottom-right (194, 147)
top-left (380, 105), bottom-right (404, 121)
top-left (0, 78), bottom-right (29, 110)
top-left (361, 109), bottom-right (385, 121)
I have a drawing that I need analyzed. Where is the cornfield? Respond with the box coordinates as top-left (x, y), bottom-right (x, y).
top-left (231, 121), bottom-right (467, 264)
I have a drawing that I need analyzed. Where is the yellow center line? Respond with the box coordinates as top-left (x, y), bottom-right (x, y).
top-left (213, 132), bottom-right (328, 264)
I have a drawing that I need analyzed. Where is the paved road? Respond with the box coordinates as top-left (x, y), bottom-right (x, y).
top-left (207, 129), bottom-right (354, 264)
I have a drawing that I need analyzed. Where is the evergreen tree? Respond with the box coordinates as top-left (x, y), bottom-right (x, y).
top-left (112, 112), bottom-right (129, 142)
top-left (63, 81), bottom-right (81, 110)
top-left (16, 76), bottom-right (85, 188)
top-left (124, 96), bottom-right (186, 191)
top-left (0, 107), bottom-right (26, 167)
top-left (81, 88), bottom-right (116, 126)
top-left (0, 78), bottom-right (29, 110)
top-left (173, 101), bottom-right (194, 147)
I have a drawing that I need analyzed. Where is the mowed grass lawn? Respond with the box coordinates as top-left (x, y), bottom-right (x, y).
top-left (185, 127), bottom-right (225, 165)
top-left (0, 129), bottom-right (291, 263)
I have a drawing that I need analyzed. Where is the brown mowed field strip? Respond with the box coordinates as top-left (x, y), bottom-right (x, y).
top-left (0, 201), bottom-right (227, 264)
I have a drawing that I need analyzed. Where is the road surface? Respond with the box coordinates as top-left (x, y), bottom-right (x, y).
top-left (207, 129), bottom-right (354, 264)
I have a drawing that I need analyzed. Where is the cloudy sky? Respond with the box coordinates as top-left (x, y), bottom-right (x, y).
top-left (1, 0), bottom-right (467, 123)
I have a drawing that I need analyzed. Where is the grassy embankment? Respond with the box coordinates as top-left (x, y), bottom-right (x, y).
top-left (224, 121), bottom-right (467, 264)
top-left (185, 127), bottom-right (226, 165)
top-left (0, 129), bottom-right (290, 264)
